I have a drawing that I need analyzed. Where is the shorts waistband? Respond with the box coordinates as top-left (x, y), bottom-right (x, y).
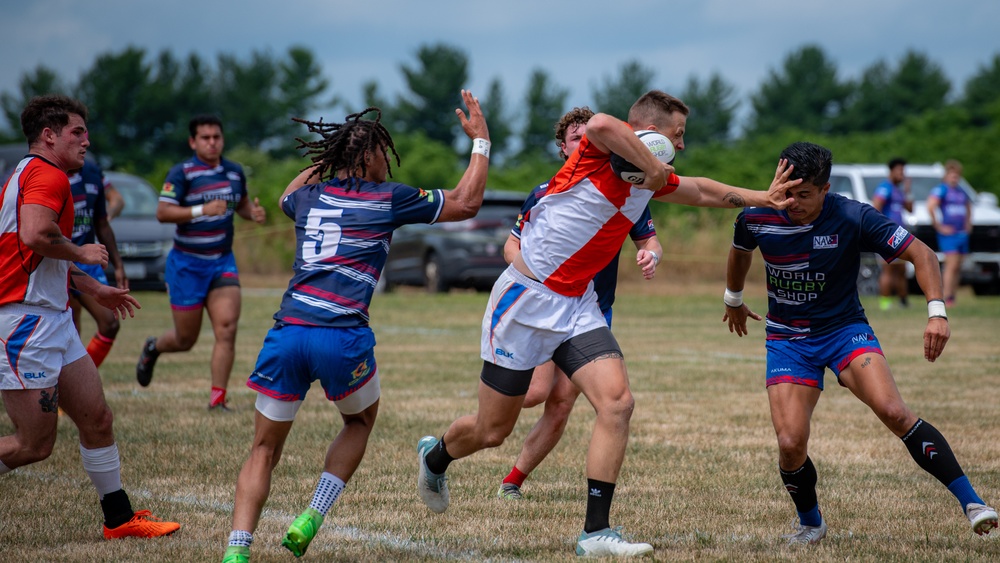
top-left (0, 303), bottom-right (68, 317)
top-left (505, 265), bottom-right (564, 297)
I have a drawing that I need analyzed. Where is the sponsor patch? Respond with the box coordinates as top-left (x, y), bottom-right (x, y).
top-left (887, 226), bottom-right (909, 249)
top-left (417, 188), bottom-right (434, 203)
top-left (812, 234), bottom-right (838, 249)
top-left (161, 182), bottom-right (176, 196)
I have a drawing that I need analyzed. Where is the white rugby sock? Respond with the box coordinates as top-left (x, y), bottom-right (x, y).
top-left (228, 529), bottom-right (253, 547)
top-left (309, 472), bottom-right (346, 515)
top-left (79, 443), bottom-right (122, 499)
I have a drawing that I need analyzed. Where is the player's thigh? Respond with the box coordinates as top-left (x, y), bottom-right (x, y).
top-left (838, 353), bottom-right (913, 427)
top-left (205, 285), bottom-right (242, 331)
top-left (523, 361), bottom-right (558, 408)
top-left (171, 306), bottom-right (205, 344)
top-left (766, 382), bottom-right (821, 439)
top-left (1, 388), bottom-right (59, 447)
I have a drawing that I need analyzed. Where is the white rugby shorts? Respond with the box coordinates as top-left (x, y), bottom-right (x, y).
top-left (0, 304), bottom-right (87, 390)
top-left (481, 266), bottom-right (606, 371)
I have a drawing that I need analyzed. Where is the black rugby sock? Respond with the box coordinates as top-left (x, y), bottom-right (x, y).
top-left (425, 436), bottom-right (454, 475)
top-left (779, 457), bottom-right (821, 525)
top-left (583, 479), bottom-right (616, 533)
top-left (100, 489), bottom-right (135, 529)
top-left (901, 419), bottom-right (964, 486)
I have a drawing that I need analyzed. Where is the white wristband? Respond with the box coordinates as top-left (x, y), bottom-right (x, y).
top-left (190, 204), bottom-right (205, 219)
top-left (471, 138), bottom-right (491, 159)
top-left (724, 288), bottom-right (743, 308)
top-left (648, 250), bottom-right (659, 266)
top-left (927, 299), bottom-right (947, 320)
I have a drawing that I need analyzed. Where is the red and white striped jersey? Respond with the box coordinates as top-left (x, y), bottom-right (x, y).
top-left (519, 134), bottom-right (679, 297)
top-left (0, 156), bottom-right (74, 310)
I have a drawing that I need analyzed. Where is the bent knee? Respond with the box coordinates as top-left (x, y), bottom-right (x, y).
top-left (776, 433), bottom-right (808, 460)
top-left (480, 428), bottom-right (513, 449)
top-left (595, 392), bottom-right (635, 421)
top-left (98, 317), bottom-right (120, 338)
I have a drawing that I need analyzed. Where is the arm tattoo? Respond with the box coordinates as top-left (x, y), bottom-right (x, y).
top-left (724, 192), bottom-right (746, 207)
top-left (69, 269), bottom-right (85, 290)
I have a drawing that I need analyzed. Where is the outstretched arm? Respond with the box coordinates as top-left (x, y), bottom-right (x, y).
top-left (438, 89), bottom-right (491, 223)
top-left (69, 264), bottom-right (140, 320)
top-left (656, 159), bottom-right (799, 210)
top-left (722, 246), bottom-right (762, 337)
top-left (898, 239), bottom-right (950, 362)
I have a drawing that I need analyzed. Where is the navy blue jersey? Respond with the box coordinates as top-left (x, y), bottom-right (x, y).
top-left (69, 161), bottom-right (109, 246)
top-left (733, 193), bottom-right (914, 340)
top-left (274, 178), bottom-right (445, 328)
top-left (511, 180), bottom-right (656, 313)
top-left (160, 156), bottom-right (247, 258)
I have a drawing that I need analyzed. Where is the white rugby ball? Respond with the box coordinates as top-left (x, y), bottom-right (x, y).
top-left (609, 130), bottom-right (675, 185)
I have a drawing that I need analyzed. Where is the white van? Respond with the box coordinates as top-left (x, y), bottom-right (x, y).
top-left (829, 163), bottom-right (1000, 295)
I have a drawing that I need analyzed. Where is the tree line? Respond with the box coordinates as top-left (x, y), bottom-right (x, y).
top-left (3, 42), bottom-right (999, 200)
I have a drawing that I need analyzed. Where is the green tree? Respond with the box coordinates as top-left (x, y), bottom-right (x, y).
top-left (481, 78), bottom-right (513, 160)
top-left (841, 50), bottom-right (950, 133)
top-left (395, 43), bottom-right (468, 147)
top-left (680, 72), bottom-right (739, 145)
top-left (518, 68), bottom-right (568, 162)
top-left (74, 47), bottom-right (154, 166)
top-left (592, 60), bottom-right (655, 120)
top-left (1, 65), bottom-right (67, 139)
top-left (962, 53), bottom-right (1000, 127)
top-left (747, 44), bottom-right (850, 136)
top-left (276, 46), bottom-right (330, 153)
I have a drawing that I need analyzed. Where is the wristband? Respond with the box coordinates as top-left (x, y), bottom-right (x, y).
top-left (648, 250), bottom-right (659, 266)
top-left (190, 204), bottom-right (205, 219)
top-left (724, 288), bottom-right (743, 308)
top-left (471, 138), bottom-right (491, 159)
top-left (927, 299), bottom-right (947, 320)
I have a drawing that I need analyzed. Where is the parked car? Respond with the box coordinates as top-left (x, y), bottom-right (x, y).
top-left (103, 171), bottom-right (174, 291)
top-left (829, 163), bottom-right (1000, 295)
top-left (381, 190), bottom-right (525, 293)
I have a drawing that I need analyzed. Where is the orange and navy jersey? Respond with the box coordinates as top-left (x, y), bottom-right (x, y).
top-left (519, 133), bottom-right (678, 297)
top-left (0, 156), bottom-right (74, 310)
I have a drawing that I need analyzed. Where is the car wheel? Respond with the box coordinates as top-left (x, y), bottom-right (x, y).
top-left (972, 280), bottom-right (1000, 296)
top-left (424, 253), bottom-right (448, 293)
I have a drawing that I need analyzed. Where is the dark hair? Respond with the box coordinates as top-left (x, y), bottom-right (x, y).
top-left (554, 106), bottom-right (595, 159)
top-left (888, 157), bottom-right (907, 169)
top-left (189, 114), bottom-right (224, 138)
top-left (628, 90), bottom-right (689, 129)
top-left (779, 142), bottom-right (833, 186)
top-left (21, 95), bottom-right (88, 145)
top-left (293, 107), bottom-right (399, 189)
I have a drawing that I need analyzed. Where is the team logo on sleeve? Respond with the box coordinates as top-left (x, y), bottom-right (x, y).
top-left (887, 226), bottom-right (910, 249)
top-left (161, 182), bottom-right (176, 196)
top-left (812, 234), bottom-right (838, 249)
top-left (417, 188), bottom-right (434, 203)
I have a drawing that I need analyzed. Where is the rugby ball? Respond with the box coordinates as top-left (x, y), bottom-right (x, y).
top-left (609, 130), bottom-right (675, 185)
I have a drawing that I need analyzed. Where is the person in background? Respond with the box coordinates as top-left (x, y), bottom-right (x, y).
top-left (136, 114), bottom-right (266, 411)
top-left (68, 160), bottom-right (126, 367)
top-left (926, 159), bottom-right (972, 306)
top-left (870, 157), bottom-right (912, 310)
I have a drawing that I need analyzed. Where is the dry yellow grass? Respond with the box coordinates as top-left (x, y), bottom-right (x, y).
top-left (0, 278), bottom-right (998, 561)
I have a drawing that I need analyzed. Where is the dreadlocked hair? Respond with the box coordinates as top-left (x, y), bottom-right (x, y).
top-left (293, 107), bottom-right (400, 189)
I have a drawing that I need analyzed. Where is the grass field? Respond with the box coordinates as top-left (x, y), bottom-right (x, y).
top-left (1, 279), bottom-right (998, 562)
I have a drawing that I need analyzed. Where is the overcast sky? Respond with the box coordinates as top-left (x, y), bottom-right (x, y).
top-left (2, 0), bottom-right (998, 130)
